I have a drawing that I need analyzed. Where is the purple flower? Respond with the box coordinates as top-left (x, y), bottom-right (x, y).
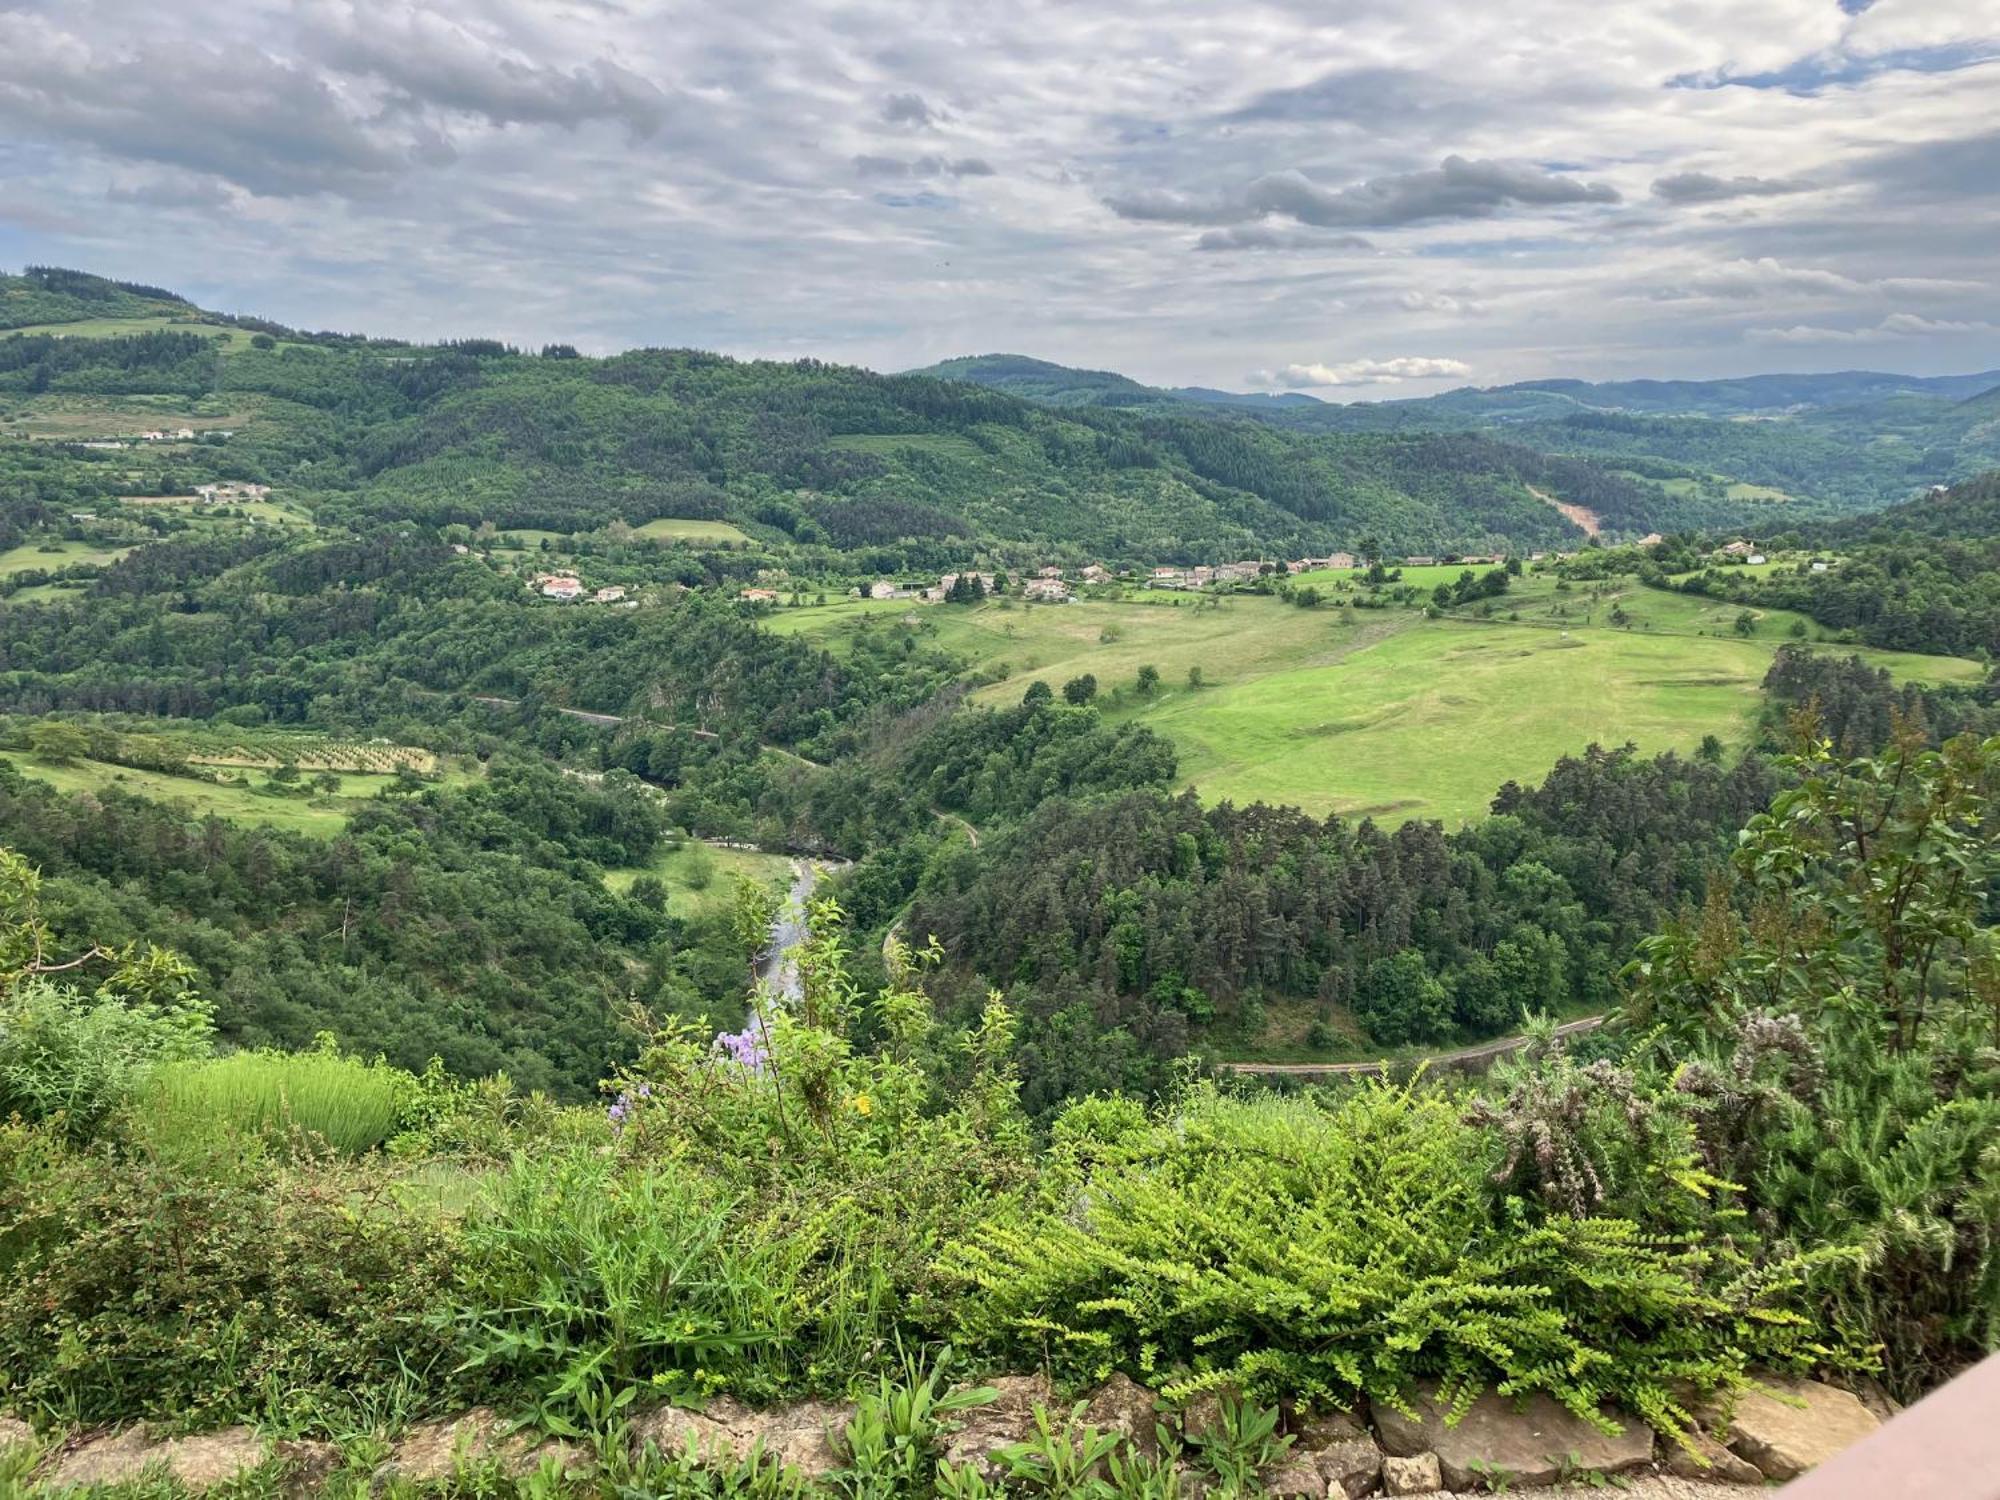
top-left (608, 1089), bottom-right (633, 1134)
top-left (713, 1027), bottom-right (769, 1077)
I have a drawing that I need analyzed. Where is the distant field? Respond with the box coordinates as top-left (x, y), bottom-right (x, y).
top-left (0, 538), bottom-right (133, 577)
top-left (2, 316), bottom-right (269, 351)
top-left (0, 752), bottom-right (449, 837)
top-left (829, 432), bottom-right (991, 462)
top-left (632, 517), bottom-right (753, 544)
top-left (603, 840), bottom-right (794, 915)
top-left (771, 584), bottom-right (1978, 825)
top-left (2, 582), bottom-right (88, 606)
top-left (1623, 471), bottom-right (1797, 505)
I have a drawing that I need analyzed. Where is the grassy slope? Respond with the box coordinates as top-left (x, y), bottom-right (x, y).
top-left (601, 841), bottom-right (794, 915)
top-left (0, 752), bottom-right (469, 837)
top-left (631, 517), bottom-right (753, 544)
top-left (0, 539), bottom-right (135, 576)
top-left (771, 585), bottom-right (1978, 824)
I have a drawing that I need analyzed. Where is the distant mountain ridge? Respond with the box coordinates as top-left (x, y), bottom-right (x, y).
top-left (908, 352), bottom-right (2000, 421)
top-left (906, 353), bottom-right (2000, 513)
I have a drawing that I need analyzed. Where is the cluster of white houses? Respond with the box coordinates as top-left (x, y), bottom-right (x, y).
top-left (192, 482), bottom-right (271, 503)
top-left (531, 573), bottom-right (633, 605)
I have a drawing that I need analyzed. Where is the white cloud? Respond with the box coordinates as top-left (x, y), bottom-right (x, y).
top-left (0, 0), bottom-right (1993, 386)
top-left (1249, 356), bottom-right (1474, 389)
top-left (1749, 313), bottom-right (1998, 343)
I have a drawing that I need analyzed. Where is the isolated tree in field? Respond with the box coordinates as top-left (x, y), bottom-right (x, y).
top-left (1735, 610), bottom-right (1757, 637)
top-left (628, 875), bottom-right (669, 912)
top-left (1697, 734), bottom-right (1724, 763)
top-left (1063, 674), bottom-right (1098, 705)
top-left (1187, 665), bottom-right (1204, 689)
top-left (1022, 680), bottom-right (1053, 708)
top-left (1136, 664), bottom-right (1161, 695)
top-left (311, 771), bottom-right (342, 795)
top-left (25, 722), bottom-right (88, 763)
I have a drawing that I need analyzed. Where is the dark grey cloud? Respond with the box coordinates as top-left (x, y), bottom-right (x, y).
top-left (298, 4), bottom-right (672, 137)
top-left (1194, 225), bottom-right (1372, 252)
top-left (854, 154), bottom-right (994, 179)
top-left (0, 19), bottom-right (417, 196)
top-left (1651, 171), bottom-right (1811, 203)
top-left (880, 91), bottom-right (939, 127)
top-left (1108, 156), bottom-right (1620, 230)
top-left (1225, 66), bottom-right (1445, 125)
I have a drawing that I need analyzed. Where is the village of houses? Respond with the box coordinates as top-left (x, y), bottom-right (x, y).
top-left (529, 539), bottom-right (1830, 609)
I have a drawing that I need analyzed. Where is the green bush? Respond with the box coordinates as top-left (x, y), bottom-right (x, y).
top-left (0, 1122), bottom-right (456, 1429)
top-left (136, 1043), bottom-right (417, 1157)
top-left (943, 1082), bottom-right (1838, 1441)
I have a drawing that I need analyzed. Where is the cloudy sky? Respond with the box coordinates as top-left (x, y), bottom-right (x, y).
top-left (2, 0), bottom-right (1997, 396)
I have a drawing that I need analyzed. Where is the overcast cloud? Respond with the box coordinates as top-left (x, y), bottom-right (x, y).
top-left (0, 0), bottom-right (1996, 395)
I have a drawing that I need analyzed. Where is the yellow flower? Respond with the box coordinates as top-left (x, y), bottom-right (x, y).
top-left (849, 1093), bottom-right (873, 1117)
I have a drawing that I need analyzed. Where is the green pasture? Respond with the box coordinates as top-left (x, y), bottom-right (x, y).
top-left (0, 751), bottom-right (473, 837)
top-left (632, 517), bottom-right (752, 545)
top-left (3, 315), bottom-right (270, 351)
top-left (0, 538), bottom-right (134, 577)
top-left (602, 840), bottom-right (795, 915)
top-left (765, 586), bottom-right (1979, 826)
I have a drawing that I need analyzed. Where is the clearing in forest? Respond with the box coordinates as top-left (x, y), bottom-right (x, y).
top-left (772, 587), bottom-right (1978, 825)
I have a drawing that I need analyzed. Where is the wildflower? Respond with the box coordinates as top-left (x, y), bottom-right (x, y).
top-left (713, 1027), bottom-right (769, 1076)
top-left (849, 1092), bottom-right (872, 1117)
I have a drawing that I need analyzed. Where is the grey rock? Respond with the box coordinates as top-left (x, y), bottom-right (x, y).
top-left (1715, 1379), bottom-right (1879, 1482)
top-left (1313, 1436), bottom-right (1386, 1498)
top-left (0, 1418), bottom-right (35, 1454)
top-left (1373, 1385), bottom-right (1653, 1490)
top-left (47, 1426), bottom-right (271, 1493)
top-left (1382, 1451), bottom-right (1442, 1496)
top-left (379, 1408), bottom-right (588, 1486)
top-left (940, 1373), bottom-right (1055, 1479)
top-left (1662, 1429), bottom-right (1763, 1485)
top-left (1082, 1373), bottom-right (1160, 1457)
top-left (1265, 1456), bottom-right (1333, 1499)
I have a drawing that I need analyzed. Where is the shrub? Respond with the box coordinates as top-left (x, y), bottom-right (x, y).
top-left (943, 1083), bottom-right (1840, 1441)
top-left (0, 1122), bottom-right (456, 1428)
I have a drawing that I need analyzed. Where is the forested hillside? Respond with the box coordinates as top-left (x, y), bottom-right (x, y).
top-left (0, 269), bottom-right (1758, 557)
top-left (917, 351), bottom-right (2000, 516)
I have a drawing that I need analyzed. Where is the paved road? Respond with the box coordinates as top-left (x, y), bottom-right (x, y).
top-left (1218, 1012), bottom-right (1609, 1079)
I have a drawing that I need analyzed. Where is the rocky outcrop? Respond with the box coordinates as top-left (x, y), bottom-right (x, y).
top-left (41, 1425), bottom-right (338, 1494)
top-left (376, 1408), bottom-right (589, 1487)
top-left (1712, 1378), bottom-right (1880, 1482)
top-left (1661, 1429), bottom-right (1762, 1485)
top-left (1383, 1451), bottom-right (1442, 1495)
top-left (628, 1396), bottom-right (854, 1478)
top-left (14, 1368), bottom-right (1898, 1496)
top-left (1081, 1373), bottom-right (1159, 1457)
top-left (1288, 1407), bottom-right (1382, 1498)
top-left (1374, 1385), bottom-right (1654, 1491)
top-left (939, 1373), bottom-right (1054, 1478)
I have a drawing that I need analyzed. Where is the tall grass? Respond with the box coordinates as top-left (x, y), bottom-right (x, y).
top-left (139, 1049), bottom-right (414, 1155)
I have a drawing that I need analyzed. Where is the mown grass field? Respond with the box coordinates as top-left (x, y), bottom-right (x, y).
top-left (0, 752), bottom-right (471, 837)
top-left (602, 840), bottom-right (794, 915)
top-left (769, 582), bottom-right (1979, 824)
top-left (632, 517), bottom-right (753, 544)
top-left (0, 538), bottom-right (134, 577)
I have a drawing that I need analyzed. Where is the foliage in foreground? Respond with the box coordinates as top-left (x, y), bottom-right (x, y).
top-left (942, 1081), bottom-right (1838, 1443)
top-left (4, 724), bottom-right (2000, 1436)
